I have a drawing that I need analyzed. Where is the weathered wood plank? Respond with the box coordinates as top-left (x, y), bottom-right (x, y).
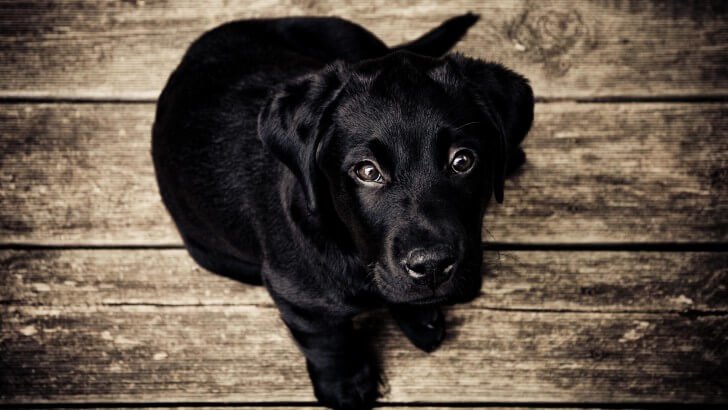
top-left (0, 1), bottom-right (726, 99)
top-left (1, 249), bottom-right (725, 312)
top-left (1, 102), bottom-right (726, 244)
top-left (488, 103), bottom-right (728, 243)
top-left (2, 305), bottom-right (726, 403)
top-left (0, 103), bottom-right (170, 244)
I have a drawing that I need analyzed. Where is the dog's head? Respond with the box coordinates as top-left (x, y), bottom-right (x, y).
top-left (259, 52), bottom-right (533, 305)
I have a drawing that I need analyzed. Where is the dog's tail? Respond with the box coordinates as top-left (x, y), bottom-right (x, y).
top-left (391, 12), bottom-right (479, 57)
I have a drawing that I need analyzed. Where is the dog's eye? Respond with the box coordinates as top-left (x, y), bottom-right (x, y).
top-left (354, 161), bottom-right (384, 184)
top-left (450, 149), bottom-right (476, 174)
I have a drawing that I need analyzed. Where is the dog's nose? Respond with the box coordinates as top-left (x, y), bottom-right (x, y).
top-left (404, 245), bottom-right (456, 289)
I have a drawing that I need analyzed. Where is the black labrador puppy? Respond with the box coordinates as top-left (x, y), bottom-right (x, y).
top-left (152, 13), bottom-right (533, 410)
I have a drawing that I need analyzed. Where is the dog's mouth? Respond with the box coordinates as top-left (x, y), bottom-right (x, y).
top-left (368, 261), bottom-right (466, 305)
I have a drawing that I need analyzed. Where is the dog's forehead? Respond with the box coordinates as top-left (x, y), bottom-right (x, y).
top-left (332, 92), bottom-right (452, 157)
top-left (333, 92), bottom-right (470, 156)
top-left (338, 88), bottom-right (444, 129)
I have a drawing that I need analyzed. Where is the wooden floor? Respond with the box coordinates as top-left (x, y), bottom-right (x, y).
top-left (1, 1), bottom-right (727, 408)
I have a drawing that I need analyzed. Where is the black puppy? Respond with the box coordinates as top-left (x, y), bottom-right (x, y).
top-left (152, 13), bottom-right (533, 410)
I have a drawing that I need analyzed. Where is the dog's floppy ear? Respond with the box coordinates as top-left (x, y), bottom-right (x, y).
top-left (258, 64), bottom-right (348, 212)
top-left (449, 54), bottom-right (534, 203)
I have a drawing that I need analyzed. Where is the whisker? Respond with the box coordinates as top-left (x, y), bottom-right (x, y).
top-left (364, 262), bottom-right (379, 288)
top-left (454, 121), bottom-right (481, 131)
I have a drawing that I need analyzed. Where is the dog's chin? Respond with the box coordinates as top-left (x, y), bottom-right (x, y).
top-left (370, 263), bottom-right (482, 306)
top-left (378, 288), bottom-right (449, 306)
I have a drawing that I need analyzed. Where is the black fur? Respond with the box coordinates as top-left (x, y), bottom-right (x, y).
top-left (152, 13), bottom-right (533, 410)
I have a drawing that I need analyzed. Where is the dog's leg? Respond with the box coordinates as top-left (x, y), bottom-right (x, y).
top-left (390, 304), bottom-right (445, 353)
top-left (180, 232), bottom-right (262, 285)
top-left (277, 301), bottom-right (379, 410)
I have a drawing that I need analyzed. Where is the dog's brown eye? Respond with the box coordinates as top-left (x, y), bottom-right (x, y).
top-left (450, 149), bottom-right (476, 174)
top-left (354, 161), bottom-right (384, 183)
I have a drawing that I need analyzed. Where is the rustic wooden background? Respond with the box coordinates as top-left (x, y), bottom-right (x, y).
top-left (1, 0), bottom-right (727, 409)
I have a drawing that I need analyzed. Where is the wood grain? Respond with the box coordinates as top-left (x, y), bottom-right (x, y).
top-left (1, 102), bottom-right (726, 244)
top-left (2, 305), bottom-right (726, 403)
top-left (0, 0), bottom-right (726, 99)
top-left (1, 249), bottom-right (726, 312)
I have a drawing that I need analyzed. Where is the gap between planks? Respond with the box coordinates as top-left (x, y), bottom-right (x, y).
top-left (2, 95), bottom-right (728, 104)
top-left (2, 243), bottom-right (728, 251)
top-left (1, 403), bottom-right (725, 409)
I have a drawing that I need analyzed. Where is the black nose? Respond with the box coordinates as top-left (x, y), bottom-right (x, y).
top-left (404, 245), bottom-right (456, 289)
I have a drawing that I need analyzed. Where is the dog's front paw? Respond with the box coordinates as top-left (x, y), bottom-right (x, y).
top-left (392, 305), bottom-right (445, 353)
top-left (306, 357), bottom-right (380, 410)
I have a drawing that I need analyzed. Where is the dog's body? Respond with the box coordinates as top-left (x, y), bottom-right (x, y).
top-left (153, 14), bottom-right (533, 410)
